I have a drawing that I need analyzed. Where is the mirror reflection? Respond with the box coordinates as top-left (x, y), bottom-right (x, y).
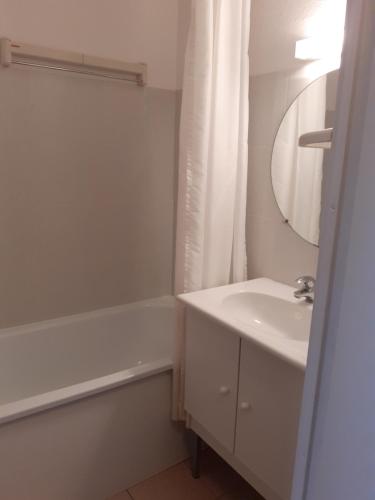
top-left (271, 70), bottom-right (339, 246)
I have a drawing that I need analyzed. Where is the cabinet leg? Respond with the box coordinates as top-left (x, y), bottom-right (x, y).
top-left (191, 432), bottom-right (201, 479)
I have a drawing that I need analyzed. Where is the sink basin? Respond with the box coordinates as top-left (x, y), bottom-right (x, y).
top-left (178, 277), bottom-right (312, 369)
top-left (222, 292), bottom-right (311, 341)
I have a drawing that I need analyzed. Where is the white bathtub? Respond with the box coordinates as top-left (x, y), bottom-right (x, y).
top-left (0, 296), bottom-right (187, 500)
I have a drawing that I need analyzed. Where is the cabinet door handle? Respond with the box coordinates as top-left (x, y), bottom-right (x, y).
top-left (240, 401), bottom-right (251, 411)
top-left (219, 386), bottom-right (230, 395)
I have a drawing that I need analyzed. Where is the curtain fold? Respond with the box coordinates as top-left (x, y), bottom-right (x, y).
top-left (173, 0), bottom-right (251, 420)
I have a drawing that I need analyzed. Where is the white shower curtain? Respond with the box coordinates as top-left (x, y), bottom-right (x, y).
top-left (173, 0), bottom-right (251, 420)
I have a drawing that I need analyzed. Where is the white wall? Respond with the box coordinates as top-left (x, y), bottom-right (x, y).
top-left (250, 0), bottom-right (346, 76)
top-left (0, 0), bottom-right (189, 90)
top-left (0, 0), bottom-right (191, 327)
top-left (247, 0), bottom-right (343, 285)
top-left (247, 69), bottom-right (320, 285)
top-left (0, 67), bottom-right (179, 328)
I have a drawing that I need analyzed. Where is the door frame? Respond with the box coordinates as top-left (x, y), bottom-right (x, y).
top-left (291, 0), bottom-right (374, 498)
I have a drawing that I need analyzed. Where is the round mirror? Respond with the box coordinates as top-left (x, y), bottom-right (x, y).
top-left (271, 70), bottom-right (339, 246)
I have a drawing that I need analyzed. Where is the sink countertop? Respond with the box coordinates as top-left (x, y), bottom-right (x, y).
top-left (178, 278), bottom-right (311, 370)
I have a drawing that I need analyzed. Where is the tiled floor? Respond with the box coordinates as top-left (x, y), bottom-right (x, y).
top-left (109, 448), bottom-right (264, 500)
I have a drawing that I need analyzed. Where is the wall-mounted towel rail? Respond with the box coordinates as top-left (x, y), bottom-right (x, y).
top-left (0, 38), bottom-right (147, 86)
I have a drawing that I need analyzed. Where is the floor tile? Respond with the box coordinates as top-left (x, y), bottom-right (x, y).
top-left (128, 462), bottom-right (217, 500)
top-left (217, 496), bottom-right (257, 500)
top-left (108, 491), bottom-right (132, 500)
top-left (217, 492), bottom-right (264, 500)
top-left (185, 448), bottom-right (264, 500)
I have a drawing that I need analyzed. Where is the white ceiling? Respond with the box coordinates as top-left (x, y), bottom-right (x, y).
top-left (249, 0), bottom-right (346, 75)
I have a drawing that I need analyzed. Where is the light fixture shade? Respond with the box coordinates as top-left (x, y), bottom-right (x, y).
top-left (295, 34), bottom-right (344, 62)
top-left (295, 38), bottom-right (325, 60)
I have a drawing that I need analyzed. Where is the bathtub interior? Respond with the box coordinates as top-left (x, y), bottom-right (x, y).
top-left (0, 296), bottom-right (175, 405)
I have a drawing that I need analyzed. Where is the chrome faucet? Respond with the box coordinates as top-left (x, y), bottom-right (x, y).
top-left (294, 276), bottom-right (315, 303)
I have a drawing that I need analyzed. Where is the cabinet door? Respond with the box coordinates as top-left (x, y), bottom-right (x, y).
top-left (185, 309), bottom-right (240, 452)
top-left (235, 340), bottom-right (304, 500)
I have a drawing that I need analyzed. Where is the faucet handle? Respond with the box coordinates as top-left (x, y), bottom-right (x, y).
top-left (295, 276), bottom-right (315, 291)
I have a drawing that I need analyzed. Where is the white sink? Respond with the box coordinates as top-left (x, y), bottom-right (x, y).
top-left (222, 292), bottom-right (311, 342)
top-left (178, 278), bottom-right (312, 369)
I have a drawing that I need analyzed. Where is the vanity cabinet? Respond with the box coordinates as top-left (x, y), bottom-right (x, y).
top-left (235, 340), bottom-right (304, 500)
top-left (185, 309), bottom-right (240, 452)
top-left (184, 308), bottom-right (305, 500)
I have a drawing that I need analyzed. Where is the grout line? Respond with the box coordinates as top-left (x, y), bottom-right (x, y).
top-left (125, 459), bottom-right (190, 498)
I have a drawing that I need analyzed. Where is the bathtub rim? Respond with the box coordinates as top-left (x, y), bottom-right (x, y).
top-left (0, 294), bottom-right (176, 425)
top-left (0, 357), bottom-right (173, 425)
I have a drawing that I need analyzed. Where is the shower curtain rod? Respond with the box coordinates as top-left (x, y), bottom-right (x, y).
top-left (0, 38), bottom-right (147, 86)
